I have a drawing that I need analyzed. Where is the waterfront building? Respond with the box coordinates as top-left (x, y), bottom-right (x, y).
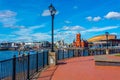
top-left (40, 41), bottom-right (51, 48)
top-left (55, 40), bottom-right (66, 48)
top-left (88, 34), bottom-right (120, 48)
top-left (0, 42), bottom-right (19, 50)
top-left (73, 33), bottom-right (88, 48)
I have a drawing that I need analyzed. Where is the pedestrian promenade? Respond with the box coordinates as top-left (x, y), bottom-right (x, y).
top-left (38, 56), bottom-right (120, 80)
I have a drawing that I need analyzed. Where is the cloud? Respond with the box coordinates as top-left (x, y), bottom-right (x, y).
top-left (12, 24), bottom-right (51, 42)
top-left (64, 20), bottom-right (71, 24)
top-left (0, 10), bottom-right (18, 28)
top-left (86, 16), bottom-right (92, 21)
top-left (54, 25), bottom-right (85, 43)
top-left (62, 25), bottom-right (85, 31)
top-left (93, 16), bottom-right (101, 22)
top-left (55, 30), bottom-right (77, 43)
top-left (104, 11), bottom-right (120, 19)
top-left (32, 33), bottom-right (51, 41)
top-left (111, 33), bottom-right (117, 35)
top-left (41, 9), bottom-right (59, 16)
top-left (81, 26), bottom-right (119, 33)
top-left (86, 16), bottom-right (101, 22)
top-left (14, 25), bottom-right (45, 36)
top-left (0, 10), bottom-right (25, 29)
top-left (0, 10), bottom-right (16, 18)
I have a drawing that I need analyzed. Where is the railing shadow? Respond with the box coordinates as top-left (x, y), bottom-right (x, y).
top-left (37, 66), bottom-right (58, 80)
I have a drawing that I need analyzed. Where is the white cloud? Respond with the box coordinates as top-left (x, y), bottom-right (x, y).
top-left (12, 24), bottom-right (51, 42)
top-left (0, 10), bottom-right (25, 29)
top-left (32, 33), bottom-right (51, 41)
top-left (54, 25), bottom-right (85, 43)
top-left (93, 16), bottom-right (101, 22)
top-left (64, 20), bottom-right (71, 24)
top-left (111, 33), bottom-right (117, 35)
top-left (41, 9), bottom-right (59, 16)
top-left (86, 16), bottom-right (101, 22)
top-left (86, 16), bottom-right (92, 21)
top-left (81, 26), bottom-right (119, 33)
top-left (41, 10), bottom-right (50, 16)
top-left (62, 25), bottom-right (85, 31)
top-left (0, 10), bottom-right (18, 28)
top-left (0, 10), bottom-right (16, 18)
top-left (105, 11), bottom-right (120, 19)
top-left (14, 25), bottom-right (45, 36)
top-left (55, 30), bottom-right (77, 43)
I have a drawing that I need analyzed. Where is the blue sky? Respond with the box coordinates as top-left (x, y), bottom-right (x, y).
top-left (0, 0), bottom-right (120, 43)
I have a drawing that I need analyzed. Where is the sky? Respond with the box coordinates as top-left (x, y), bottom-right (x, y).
top-left (0, 0), bottom-right (120, 43)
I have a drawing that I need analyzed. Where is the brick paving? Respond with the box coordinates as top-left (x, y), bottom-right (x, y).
top-left (38, 56), bottom-right (120, 80)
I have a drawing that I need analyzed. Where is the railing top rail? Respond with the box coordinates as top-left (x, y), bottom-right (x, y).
top-left (0, 58), bottom-right (13, 63)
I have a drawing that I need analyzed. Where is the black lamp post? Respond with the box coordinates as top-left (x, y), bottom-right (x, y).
top-left (105, 32), bottom-right (109, 49)
top-left (49, 4), bottom-right (56, 52)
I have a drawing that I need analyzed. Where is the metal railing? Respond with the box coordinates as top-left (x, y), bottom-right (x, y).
top-left (56, 48), bottom-right (120, 60)
top-left (0, 50), bottom-right (48, 80)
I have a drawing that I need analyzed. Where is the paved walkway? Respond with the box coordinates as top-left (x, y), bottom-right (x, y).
top-left (38, 56), bottom-right (120, 80)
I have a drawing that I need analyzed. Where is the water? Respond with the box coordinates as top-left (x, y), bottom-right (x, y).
top-left (0, 50), bottom-right (36, 61)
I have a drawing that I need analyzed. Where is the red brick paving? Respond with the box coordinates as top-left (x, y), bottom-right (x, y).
top-left (38, 56), bottom-right (120, 80)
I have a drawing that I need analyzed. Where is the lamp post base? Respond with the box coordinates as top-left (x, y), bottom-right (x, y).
top-left (106, 49), bottom-right (109, 55)
top-left (48, 51), bottom-right (56, 67)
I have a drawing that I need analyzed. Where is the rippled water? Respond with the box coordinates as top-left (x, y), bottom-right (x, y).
top-left (0, 50), bottom-right (36, 61)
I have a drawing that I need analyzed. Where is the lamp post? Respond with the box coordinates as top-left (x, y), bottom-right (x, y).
top-left (49, 4), bottom-right (56, 52)
top-left (105, 32), bottom-right (109, 49)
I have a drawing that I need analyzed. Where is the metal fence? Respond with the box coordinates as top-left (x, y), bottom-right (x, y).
top-left (0, 50), bottom-right (48, 80)
top-left (56, 48), bottom-right (120, 60)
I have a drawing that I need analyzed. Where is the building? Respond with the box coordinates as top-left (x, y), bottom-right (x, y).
top-left (56, 40), bottom-right (67, 48)
top-left (87, 34), bottom-right (120, 48)
top-left (73, 33), bottom-right (88, 48)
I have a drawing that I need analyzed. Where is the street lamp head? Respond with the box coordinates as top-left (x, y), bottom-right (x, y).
top-left (49, 4), bottom-right (56, 16)
top-left (105, 32), bottom-right (109, 36)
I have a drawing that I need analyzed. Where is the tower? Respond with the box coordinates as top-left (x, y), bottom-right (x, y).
top-left (76, 33), bottom-right (81, 47)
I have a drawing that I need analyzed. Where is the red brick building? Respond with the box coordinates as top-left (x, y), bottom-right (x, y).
top-left (73, 33), bottom-right (88, 48)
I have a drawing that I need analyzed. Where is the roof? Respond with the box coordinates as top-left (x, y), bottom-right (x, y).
top-left (88, 34), bottom-right (116, 42)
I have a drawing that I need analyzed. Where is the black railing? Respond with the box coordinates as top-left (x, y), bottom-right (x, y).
top-left (56, 48), bottom-right (120, 60)
top-left (0, 50), bottom-right (48, 80)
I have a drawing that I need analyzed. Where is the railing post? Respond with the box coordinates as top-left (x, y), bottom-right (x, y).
top-left (43, 51), bottom-right (45, 68)
top-left (63, 50), bottom-right (64, 59)
top-left (58, 50), bottom-right (59, 60)
top-left (27, 53), bottom-right (30, 80)
top-left (47, 51), bottom-right (49, 65)
top-left (73, 49), bottom-right (74, 57)
top-left (68, 49), bottom-right (70, 58)
top-left (36, 51), bottom-right (38, 72)
top-left (100, 48), bottom-right (101, 55)
top-left (12, 55), bottom-right (16, 80)
top-left (78, 49), bottom-right (79, 57)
